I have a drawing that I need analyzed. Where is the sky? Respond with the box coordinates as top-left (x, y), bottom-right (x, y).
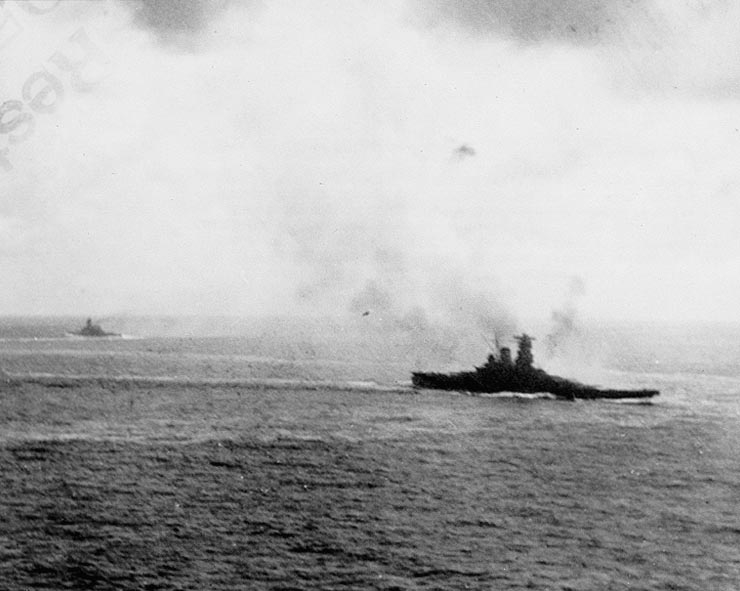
top-left (0, 0), bottom-right (739, 324)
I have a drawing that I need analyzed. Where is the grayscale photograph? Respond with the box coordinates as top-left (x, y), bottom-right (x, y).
top-left (0, 0), bottom-right (738, 589)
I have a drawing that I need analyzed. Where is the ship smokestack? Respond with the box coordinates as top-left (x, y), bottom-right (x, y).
top-left (499, 347), bottom-right (512, 366)
top-left (514, 334), bottom-right (534, 370)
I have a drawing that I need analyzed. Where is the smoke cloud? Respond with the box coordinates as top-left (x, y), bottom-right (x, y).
top-left (120, 0), bottom-right (255, 50)
top-left (1, 0), bottom-right (740, 326)
top-left (417, 0), bottom-right (656, 45)
top-left (546, 276), bottom-right (585, 357)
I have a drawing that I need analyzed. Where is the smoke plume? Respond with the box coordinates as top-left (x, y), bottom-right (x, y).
top-left (546, 276), bottom-right (585, 357)
top-left (1, 0), bottom-right (739, 324)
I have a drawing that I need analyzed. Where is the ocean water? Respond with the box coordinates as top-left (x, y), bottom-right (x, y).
top-left (0, 317), bottom-right (739, 590)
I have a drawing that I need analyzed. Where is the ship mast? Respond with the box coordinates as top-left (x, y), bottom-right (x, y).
top-left (480, 332), bottom-right (499, 356)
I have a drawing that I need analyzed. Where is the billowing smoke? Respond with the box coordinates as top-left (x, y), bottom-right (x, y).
top-left (436, 277), bottom-right (516, 342)
top-left (119, 0), bottom-right (248, 49)
top-left (417, 0), bottom-right (657, 46)
top-left (546, 276), bottom-right (585, 357)
top-left (452, 144), bottom-right (476, 160)
top-left (345, 272), bottom-right (517, 367)
top-left (349, 280), bottom-right (394, 319)
top-left (2, 0), bottom-right (737, 325)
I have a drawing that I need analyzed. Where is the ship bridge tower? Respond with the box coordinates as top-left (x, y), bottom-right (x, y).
top-left (514, 334), bottom-right (535, 370)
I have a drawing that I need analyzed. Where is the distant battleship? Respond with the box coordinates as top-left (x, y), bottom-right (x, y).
top-left (69, 318), bottom-right (121, 338)
top-left (412, 334), bottom-right (659, 400)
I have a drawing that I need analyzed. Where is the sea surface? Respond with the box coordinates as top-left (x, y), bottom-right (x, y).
top-left (0, 317), bottom-right (739, 590)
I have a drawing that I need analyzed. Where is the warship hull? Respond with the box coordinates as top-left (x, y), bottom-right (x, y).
top-left (67, 331), bottom-right (121, 338)
top-left (412, 334), bottom-right (659, 401)
top-left (68, 319), bottom-right (121, 338)
top-left (411, 371), bottom-right (658, 400)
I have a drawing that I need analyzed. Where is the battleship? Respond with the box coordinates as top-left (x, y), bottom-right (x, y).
top-left (412, 334), bottom-right (659, 400)
top-left (69, 318), bottom-right (121, 338)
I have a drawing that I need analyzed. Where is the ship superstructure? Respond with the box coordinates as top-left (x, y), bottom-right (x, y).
top-left (412, 334), bottom-right (658, 400)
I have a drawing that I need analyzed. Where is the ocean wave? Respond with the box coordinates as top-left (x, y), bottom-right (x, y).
top-left (12, 372), bottom-right (412, 394)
